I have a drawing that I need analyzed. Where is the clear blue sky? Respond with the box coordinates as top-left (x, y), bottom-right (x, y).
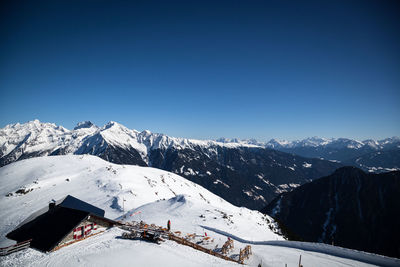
top-left (1, 0), bottom-right (399, 141)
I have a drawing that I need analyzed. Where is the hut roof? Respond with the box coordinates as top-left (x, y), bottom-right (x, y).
top-left (6, 195), bottom-right (114, 252)
top-left (15, 195), bottom-right (105, 229)
top-left (59, 195), bottom-right (105, 217)
top-left (7, 206), bottom-right (89, 251)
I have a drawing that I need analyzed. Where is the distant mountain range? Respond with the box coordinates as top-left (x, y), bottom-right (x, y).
top-left (1, 120), bottom-right (344, 209)
top-left (218, 136), bottom-right (400, 172)
top-left (220, 135), bottom-right (400, 152)
top-left (262, 167), bottom-right (400, 258)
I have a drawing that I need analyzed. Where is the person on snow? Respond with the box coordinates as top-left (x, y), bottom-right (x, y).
top-left (167, 220), bottom-right (171, 231)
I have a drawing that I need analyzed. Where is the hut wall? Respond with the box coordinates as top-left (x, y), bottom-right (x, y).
top-left (55, 216), bottom-right (113, 248)
top-left (57, 218), bottom-right (91, 246)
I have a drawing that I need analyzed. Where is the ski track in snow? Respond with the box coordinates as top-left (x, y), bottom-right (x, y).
top-left (200, 225), bottom-right (400, 267)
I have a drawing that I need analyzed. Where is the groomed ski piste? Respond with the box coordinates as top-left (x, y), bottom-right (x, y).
top-left (0, 155), bottom-right (399, 266)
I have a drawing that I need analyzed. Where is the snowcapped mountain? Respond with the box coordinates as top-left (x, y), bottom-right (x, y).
top-left (0, 120), bottom-right (98, 166)
top-left (0, 120), bottom-right (260, 167)
top-left (267, 137), bottom-right (333, 148)
top-left (262, 167), bottom-right (400, 259)
top-left (1, 155), bottom-right (398, 267)
top-left (0, 120), bottom-right (342, 209)
top-left (4, 120), bottom-right (397, 168)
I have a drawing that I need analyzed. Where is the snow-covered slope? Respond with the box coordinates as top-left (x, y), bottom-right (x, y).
top-left (3, 226), bottom-right (395, 267)
top-left (1, 156), bottom-right (398, 267)
top-left (0, 155), bottom-right (281, 246)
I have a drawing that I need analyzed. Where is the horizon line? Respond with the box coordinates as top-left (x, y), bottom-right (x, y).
top-left (1, 119), bottom-right (399, 143)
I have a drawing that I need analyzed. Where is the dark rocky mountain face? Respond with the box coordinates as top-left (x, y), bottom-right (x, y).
top-left (221, 137), bottom-right (400, 172)
top-left (149, 146), bottom-right (341, 210)
top-left (73, 121), bottom-right (95, 130)
top-left (262, 167), bottom-right (400, 258)
top-left (72, 133), bottom-right (148, 166)
top-left (1, 137), bottom-right (342, 210)
top-left (344, 150), bottom-right (400, 172)
top-left (275, 144), bottom-right (400, 173)
top-left (278, 146), bottom-right (371, 162)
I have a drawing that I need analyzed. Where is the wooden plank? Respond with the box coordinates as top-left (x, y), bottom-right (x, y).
top-left (119, 222), bottom-right (241, 264)
top-left (168, 234), bottom-right (241, 264)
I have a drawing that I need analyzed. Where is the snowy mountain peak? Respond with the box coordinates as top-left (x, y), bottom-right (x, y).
top-left (379, 136), bottom-right (400, 144)
top-left (216, 137), bottom-right (240, 143)
top-left (101, 121), bottom-right (139, 134)
top-left (23, 119), bottom-right (56, 130)
top-left (3, 120), bottom-right (68, 134)
top-left (266, 138), bottom-right (291, 148)
top-left (103, 121), bottom-right (120, 130)
top-left (28, 119), bottom-right (41, 126)
top-left (141, 130), bottom-right (152, 136)
top-left (330, 138), bottom-right (363, 149)
top-left (361, 139), bottom-right (379, 149)
top-left (74, 121), bottom-right (96, 130)
top-left (304, 136), bottom-right (330, 145)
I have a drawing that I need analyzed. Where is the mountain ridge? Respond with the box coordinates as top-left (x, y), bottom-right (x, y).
top-left (2, 120), bottom-right (398, 162)
top-left (0, 120), bottom-right (343, 210)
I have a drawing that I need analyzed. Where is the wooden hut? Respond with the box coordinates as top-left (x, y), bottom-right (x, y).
top-left (6, 195), bottom-right (117, 252)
